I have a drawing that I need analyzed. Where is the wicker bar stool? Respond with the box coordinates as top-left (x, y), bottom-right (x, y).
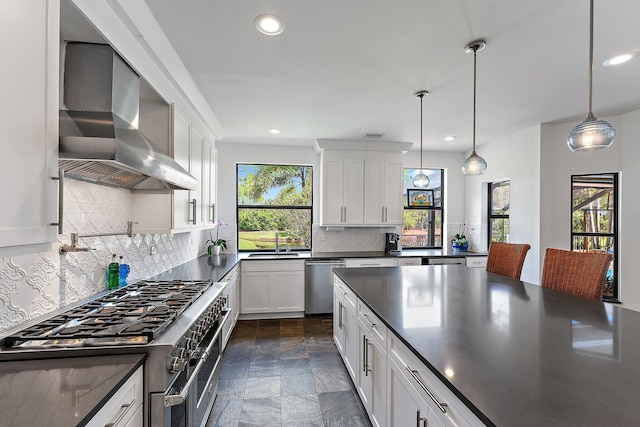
top-left (541, 248), bottom-right (613, 301)
top-left (485, 242), bottom-right (531, 280)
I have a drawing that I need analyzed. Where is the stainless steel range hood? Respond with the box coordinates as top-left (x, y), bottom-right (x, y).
top-left (59, 42), bottom-right (198, 191)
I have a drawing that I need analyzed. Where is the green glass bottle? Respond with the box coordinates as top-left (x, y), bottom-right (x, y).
top-left (107, 254), bottom-right (120, 290)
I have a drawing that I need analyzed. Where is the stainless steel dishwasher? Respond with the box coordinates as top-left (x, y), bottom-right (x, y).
top-left (305, 259), bottom-right (345, 315)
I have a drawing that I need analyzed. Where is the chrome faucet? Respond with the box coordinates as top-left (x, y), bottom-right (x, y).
top-left (275, 231), bottom-right (280, 253)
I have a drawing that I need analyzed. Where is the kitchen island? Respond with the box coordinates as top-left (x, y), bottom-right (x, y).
top-left (333, 265), bottom-right (640, 426)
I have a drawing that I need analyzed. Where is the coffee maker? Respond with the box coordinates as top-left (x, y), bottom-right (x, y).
top-left (385, 233), bottom-right (401, 253)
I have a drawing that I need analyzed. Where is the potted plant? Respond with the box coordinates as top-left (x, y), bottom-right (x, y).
top-left (451, 222), bottom-right (469, 251)
top-left (206, 220), bottom-right (227, 255)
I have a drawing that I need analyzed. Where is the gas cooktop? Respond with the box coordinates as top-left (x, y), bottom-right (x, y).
top-left (2, 280), bottom-right (213, 349)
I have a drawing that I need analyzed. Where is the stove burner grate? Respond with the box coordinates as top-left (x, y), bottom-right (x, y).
top-left (2, 280), bottom-right (213, 348)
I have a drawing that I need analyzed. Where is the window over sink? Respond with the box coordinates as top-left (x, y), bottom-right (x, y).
top-left (237, 164), bottom-right (312, 251)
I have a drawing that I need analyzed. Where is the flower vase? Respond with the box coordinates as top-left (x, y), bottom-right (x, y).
top-left (452, 242), bottom-right (469, 251)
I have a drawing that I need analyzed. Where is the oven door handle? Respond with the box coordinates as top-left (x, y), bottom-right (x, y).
top-left (164, 309), bottom-right (232, 407)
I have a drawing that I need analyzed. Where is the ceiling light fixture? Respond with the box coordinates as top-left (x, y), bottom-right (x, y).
top-left (567, 0), bottom-right (615, 151)
top-left (603, 52), bottom-right (637, 66)
top-left (461, 39), bottom-right (488, 176)
top-left (444, 136), bottom-right (456, 142)
top-left (412, 90), bottom-right (430, 188)
top-left (269, 129), bottom-right (281, 134)
top-left (255, 14), bottom-right (285, 36)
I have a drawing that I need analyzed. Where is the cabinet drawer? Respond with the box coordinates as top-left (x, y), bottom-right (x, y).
top-left (241, 259), bottom-right (304, 272)
top-left (345, 258), bottom-right (398, 268)
top-left (334, 276), bottom-right (357, 308)
top-left (465, 257), bottom-right (487, 268)
top-left (86, 366), bottom-right (143, 427)
top-left (397, 257), bottom-right (422, 266)
top-left (357, 300), bottom-right (387, 349)
top-left (388, 336), bottom-right (482, 427)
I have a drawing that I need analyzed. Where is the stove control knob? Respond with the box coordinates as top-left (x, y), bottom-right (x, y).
top-left (170, 356), bottom-right (186, 374)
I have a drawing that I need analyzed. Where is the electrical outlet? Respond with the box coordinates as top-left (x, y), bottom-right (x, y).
top-left (150, 246), bottom-right (156, 256)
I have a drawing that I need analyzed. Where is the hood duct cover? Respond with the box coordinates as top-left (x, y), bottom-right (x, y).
top-left (59, 42), bottom-right (198, 191)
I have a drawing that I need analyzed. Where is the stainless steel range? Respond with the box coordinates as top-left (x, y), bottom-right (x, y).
top-left (0, 279), bottom-right (230, 427)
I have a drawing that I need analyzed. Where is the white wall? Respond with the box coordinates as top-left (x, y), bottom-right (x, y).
top-left (463, 125), bottom-right (542, 283)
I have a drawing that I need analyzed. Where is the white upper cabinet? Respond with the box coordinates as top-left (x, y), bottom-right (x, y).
top-left (319, 140), bottom-right (409, 227)
top-left (0, 1), bottom-right (60, 249)
top-left (132, 106), bottom-right (216, 234)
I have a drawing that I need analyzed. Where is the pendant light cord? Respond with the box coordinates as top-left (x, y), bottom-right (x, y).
top-left (419, 94), bottom-right (424, 169)
top-left (473, 48), bottom-right (477, 154)
top-left (587, 0), bottom-right (594, 115)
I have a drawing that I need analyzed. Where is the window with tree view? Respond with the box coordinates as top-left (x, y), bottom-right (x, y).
top-left (489, 180), bottom-right (510, 245)
top-left (571, 173), bottom-right (618, 300)
top-left (402, 168), bottom-right (443, 248)
top-left (237, 164), bottom-right (312, 251)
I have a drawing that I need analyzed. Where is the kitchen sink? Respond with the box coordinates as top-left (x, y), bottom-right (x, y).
top-left (247, 252), bottom-right (300, 258)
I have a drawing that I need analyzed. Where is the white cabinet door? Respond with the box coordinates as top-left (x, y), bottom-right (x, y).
top-left (382, 158), bottom-right (404, 225)
top-left (322, 158), bottom-right (344, 224)
top-left (321, 154), bottom-right (364, 226)
top-left (343, 158), bottom-right (365, 224)
top-left (333, 283), bottom-right (346, 354)
top-left (273, 270), bottom-right (305, 312)
top-left (86, 366), bottom-right (143, 427)
top-left (189, 127), bottom-right (204, 227)
top-left (334, 277), bottom-right (358, 381)
top-left (170, 109), bottom-right (192, 230)
top-left (363, 156), bottom-right (403, 226)
top-left (387, 357), bottom-right (434, 427)
top-left (0, 0), bottom-right (59, 249)
top-left (358, 322), bottom-right (387, 427)
top-left (201, 138), bottom-right (216, 227)
top-left (240, 272), bottom-right (273, 314)
top-left (363, 159), bottom-right (385, 225)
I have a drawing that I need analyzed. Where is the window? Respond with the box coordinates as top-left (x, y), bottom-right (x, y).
top-left (488, 180), bottom-right (510, 245)
top-left (571, 173), bottom-right (618, 300)
top-left (402, 168), bottom-right (443, 248)
top-left (237, 164), bottom-right (312, 251)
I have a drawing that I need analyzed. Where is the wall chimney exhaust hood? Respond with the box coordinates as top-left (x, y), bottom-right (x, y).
top-left (59, 42), bottom-right (198, 191)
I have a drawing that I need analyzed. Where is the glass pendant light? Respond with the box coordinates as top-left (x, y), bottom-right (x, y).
top-left (412, 90), bottom-right (430, 188)
top-left (567, 0), bottom-right (615, 151)
top-left (462, 40), bottom-right (488, 176)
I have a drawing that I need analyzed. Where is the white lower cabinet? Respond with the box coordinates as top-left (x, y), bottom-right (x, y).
top-left (333, 277), bottom-right (359, 380)
top-left (240, 260), bottom-right (305, 315)
top-left (357, 317), bottom-right (387, 427)
top-left (388, 356), bottom-right (442, 427)
top-left (221, 264), bottom-right (240, 350)
top-left (86, 366), bottom-right (143, 427)
top-left (465, 256), bottom-right (488, 268)
top-left (388, 335), bottom-right (483, 427)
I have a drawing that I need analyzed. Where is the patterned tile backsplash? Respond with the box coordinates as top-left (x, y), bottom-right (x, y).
top-left (0, 180), bottom-right (209, 333)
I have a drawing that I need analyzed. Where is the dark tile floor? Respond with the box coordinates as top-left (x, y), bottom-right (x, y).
top-left (206, 316), bottom-right (373, 427)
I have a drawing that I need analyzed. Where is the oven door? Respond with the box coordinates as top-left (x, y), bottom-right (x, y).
top-left (159, 309), bottom-right (231, 427)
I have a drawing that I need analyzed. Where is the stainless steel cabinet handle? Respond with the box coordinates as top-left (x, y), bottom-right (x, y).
top-left (338, 301), bottom-right (344, 329)
top-left (105, 400), bottom-right (135, 427)
top-left (416, 410), bottom-right (428, 427)
top-left (406, 365), bottom-right (448, 413)
top-left (362, 334), bottom-right (367, 374)
top-left (51, 168), bottom-right (64, 234)
top-left (362, 312), bottom-right (376, 328)
top-left (364, 337), bottom-right (371, 376)
top-left (189, 198), bottom-right (197, 224)
top-left (209, 203), bottom-right (215, 223)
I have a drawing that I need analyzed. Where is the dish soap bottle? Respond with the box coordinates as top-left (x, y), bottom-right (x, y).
top-left (119, 255), bottom-right (130, 287)
top-left (107, 254), bottom-right (120, 290)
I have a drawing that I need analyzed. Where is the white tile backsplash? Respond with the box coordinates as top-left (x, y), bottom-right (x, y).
top-left (311, 224), bottom-right (400, 252)
top-left (0, 180), bottom-right (210, 333)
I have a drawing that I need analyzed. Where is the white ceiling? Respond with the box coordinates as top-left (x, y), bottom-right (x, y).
top-left (95, 1), bottom-right (640, 151)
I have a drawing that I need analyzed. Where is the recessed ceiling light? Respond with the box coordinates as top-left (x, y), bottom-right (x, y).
top-left (444, 136), bottom-right (456, 141)
top-left (255, 14), bottom-right (285, 36)
top-left (603, 52), bottom-right (637, 66)
top-left (269, 129), bottom-right (281, 134)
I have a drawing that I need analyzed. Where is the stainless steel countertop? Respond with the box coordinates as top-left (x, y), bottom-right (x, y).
top-left (334, 265), bottom-right (639, 426)
top-left (0, 353), bottom-right (144, 427)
